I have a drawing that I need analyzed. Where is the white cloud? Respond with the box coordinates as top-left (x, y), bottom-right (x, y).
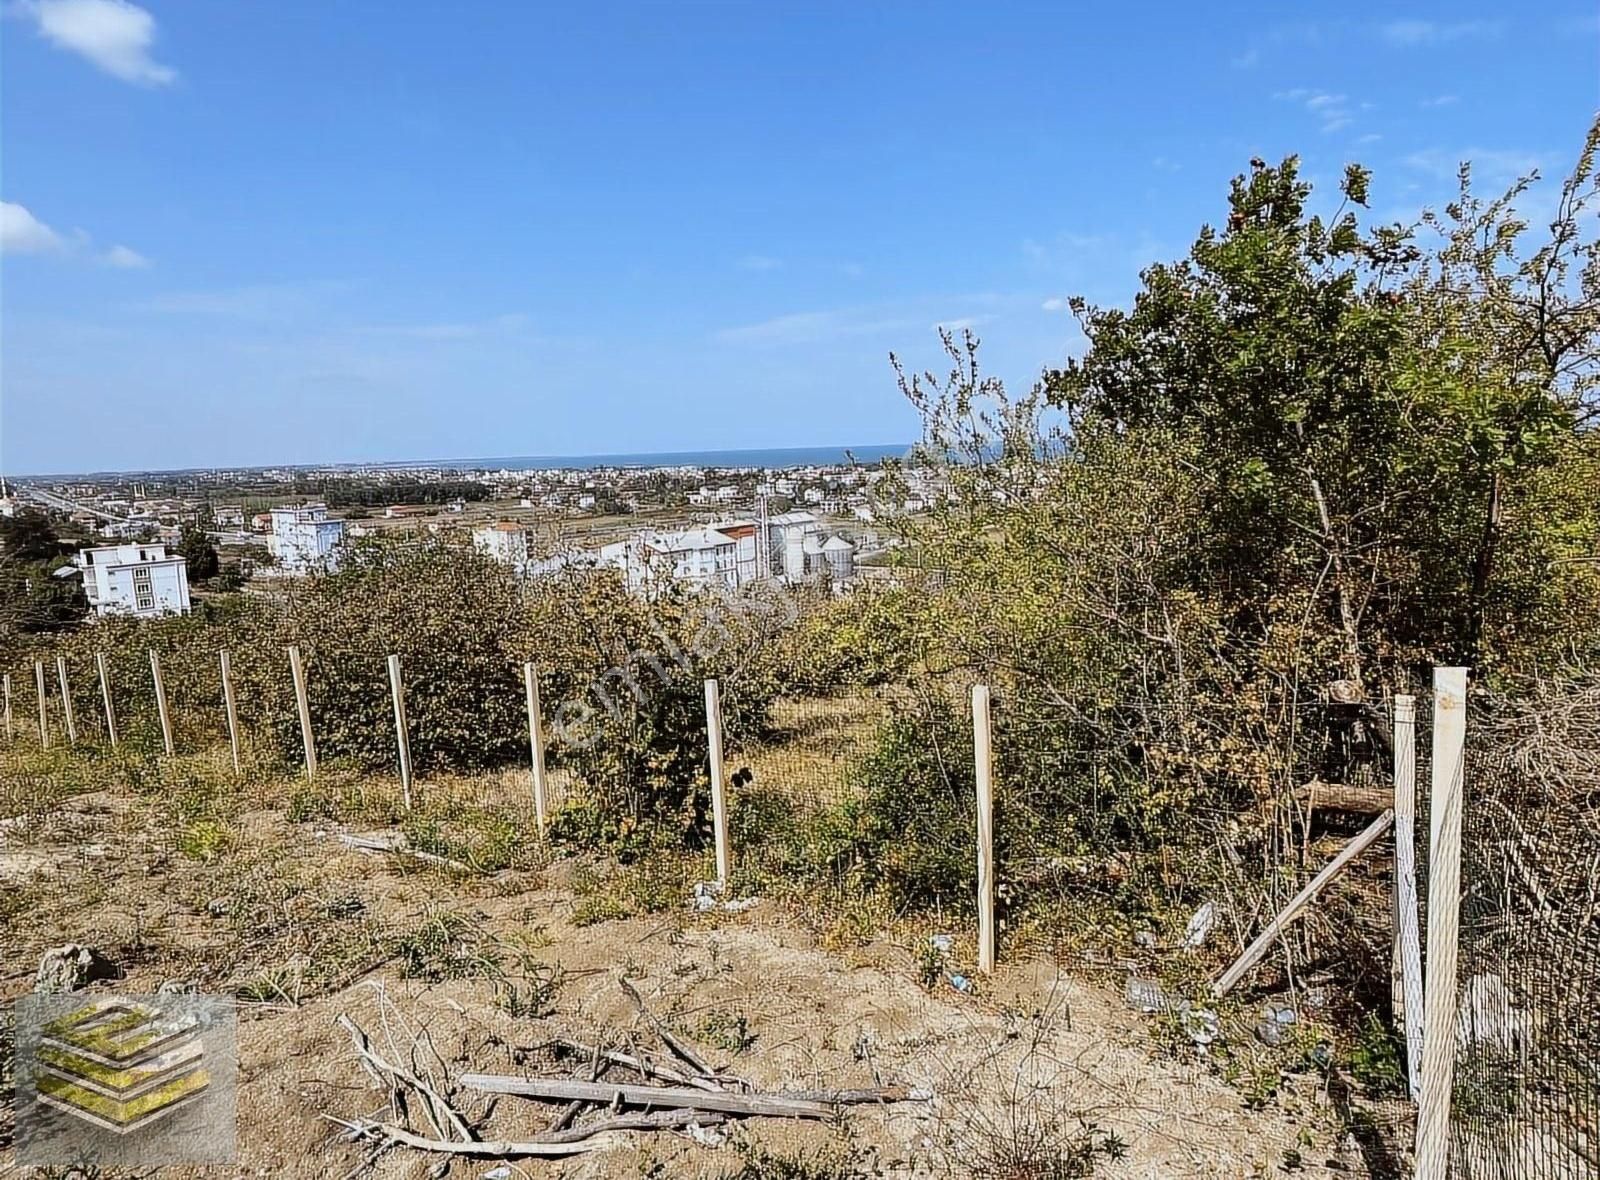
top-left (933, 315), bottom-right (997, 332)
top-left (1379, 19), bottom-right (1501, 46)
top-left (100, 243), bottom-right (149, 268)
top-left (16, 0), bottom-right (176, 86)
top-left (374, 313), bottom-right (531, 340)
top-left (1, 200), bottom-right (66, 253)
top-left (1421, 94), bottom-right (1460, 108)
top-left (2, 199), bottom-right (152, 264)
top-left (736, 254), bottom-right (783, 272)
top-left (1041, 298), bottom-right (1071, 312)
top-left (135, 280), bottom-right (356, 319)
top-left (1403, 147), bottom-right (1546, 184)
top-left (1273, 88), bottom-right (1355, 133)
top-left (714, 308), bottom-right (916, 345)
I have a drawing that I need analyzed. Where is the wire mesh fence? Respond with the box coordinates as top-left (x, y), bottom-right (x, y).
top-left (1446, 735), bottom-right (1600, 1178)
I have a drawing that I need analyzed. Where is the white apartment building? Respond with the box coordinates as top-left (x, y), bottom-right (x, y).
top-left (599, 526), bottom-right (741, 592)
top-left (267, 504), bottom-right (346, 574)
top-left (71, 543), bottom-right (191, 618)
top-left (472, 520), bottom-right (529, 566)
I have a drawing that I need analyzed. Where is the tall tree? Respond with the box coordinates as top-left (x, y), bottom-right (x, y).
top-left (1047, 120), bottom-right (1600, 682)
top-left (177, 524), bottom-right (221, 582)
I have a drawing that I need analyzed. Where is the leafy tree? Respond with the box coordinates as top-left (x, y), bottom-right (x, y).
top-left (176, 524), bottom-right (221, 582)
top-left (1048, 121), bottom-right (1600, 682)
top-left (0, 509), bottom-right (71, 563)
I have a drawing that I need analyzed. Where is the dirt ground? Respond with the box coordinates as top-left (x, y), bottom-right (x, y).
top-left (0, 783), bottom-right (1366, 1179)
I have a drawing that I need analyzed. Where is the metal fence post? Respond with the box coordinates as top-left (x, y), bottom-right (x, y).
top-left (1416, 667), bottom-right (1468, 1178)
top-left (705, 678), bottom-right (731, 886)
top-left (97, 652), bottom-right (118, 749)
top-left (388, 654), bottom-right (414, 811)
top-left (34, 661), bottom-right (50, 749)
top-left (973, 683), bottom-right (996, 975)
top-left (149, 649), bottom-right (175, 757)
top-left (288, 645), bottom-right (318, 779)
top-left (220, 650), bottom-right (241, 775)
top-left (1392, 693), bottom-right (1424, 1103)
top-left (55, 656), bottom-right (78, 745)
top-left (524, 661), bottom-right (549, 835)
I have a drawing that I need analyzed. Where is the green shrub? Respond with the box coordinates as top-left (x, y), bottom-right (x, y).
top-left (841, 694), bottom-right (978, 912)
top-left (1348, 1011), bottom-right (1407, 1095)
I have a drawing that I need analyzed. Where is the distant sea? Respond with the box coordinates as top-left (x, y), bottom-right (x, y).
top-left (395, 443), bottom-right (913, 472)
top-left (19, 443), bottom-right (915, 480)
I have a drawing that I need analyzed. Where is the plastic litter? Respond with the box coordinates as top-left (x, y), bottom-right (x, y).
top-left (1182, 1007), bottom-right (1220, 1046)
top-left (691, 881), bottom-right (760, 913)
top-left (948, 974), bottom-right (973, 994)
top-left (1183, 901), bottom-right (1217, 949)
top-left (1124, 975), bottom-right (1169, 1013)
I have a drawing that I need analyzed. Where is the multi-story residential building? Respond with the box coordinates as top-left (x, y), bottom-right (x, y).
top-left (472, 521), bottom-right (529, 566)
top-left (599, 526), bottom-right (740, 592)
top-left (267, 504), bottom-right (346, 574)
top-left (70, 543), bottom-right (191, 618)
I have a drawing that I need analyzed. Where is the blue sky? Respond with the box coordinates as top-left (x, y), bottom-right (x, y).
top-left (2, 2), bottom-right (1597, 474)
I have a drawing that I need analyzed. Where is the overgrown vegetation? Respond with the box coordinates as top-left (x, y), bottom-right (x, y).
top-left (5, 131), bottom-right (1598, 1149)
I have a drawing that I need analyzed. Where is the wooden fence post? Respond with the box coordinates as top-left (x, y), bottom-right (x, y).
top-left (704, 678), bottom-right (731, 886)
top-left (56, 656), bottom-right (78, 746)
top-left (3, 672), bottom-right (12, 741)
top-left (973, 683), bottom-right (996, 975)
top-left (149, 650), bottom-right (175, 757)
top-left (287, 645), bottom-right (318, 780)
top-left (220, 650), bottom-right (241, 775)
top-left (387, 654), bottom-right (414, 811)
top-left (1392, 693), bottom-right (1424, 1104)
top-left (523, 662), bottom-right (548, 835)
top-left (1415, 667), bottom-right (1468, 1179)
top-left (97, 652), bottom-right (118, 749)
top-left (34, 661), bottom-right (50, 749)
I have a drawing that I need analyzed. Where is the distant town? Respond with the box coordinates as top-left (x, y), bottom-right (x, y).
top-left (1, 450), bottom-right (951, 619)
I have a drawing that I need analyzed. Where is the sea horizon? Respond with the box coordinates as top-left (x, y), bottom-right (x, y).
top-left (11, 442), bottom-right (917, 482)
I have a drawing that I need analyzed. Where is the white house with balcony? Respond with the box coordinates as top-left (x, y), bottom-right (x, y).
top-left (472, 520), bottom-right (529, 566)
top-left (69, 543), bottom-right (191, 618)
top-left (267, 504), bottom-right (346, 574)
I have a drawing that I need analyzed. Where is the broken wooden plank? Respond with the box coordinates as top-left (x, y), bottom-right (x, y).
top-left (333, 833), bottom-right (475, 874)
top-left (1212, 809), bottom-right (1395, 998)
top-left (458, 1074), bottom-right (837, 1120)
top-left (537, 1109), bottom-right (730, 1144)
top-left (330, 1117), bottom-right (599, 1158)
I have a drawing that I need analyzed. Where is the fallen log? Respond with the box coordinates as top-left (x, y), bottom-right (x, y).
top-left (459, 1074), bottom-right (838, 1120)
top-left (1293, 780), bottom-right (1393, 815)
top-left (1211, 809), bottom-right (1395, 998)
